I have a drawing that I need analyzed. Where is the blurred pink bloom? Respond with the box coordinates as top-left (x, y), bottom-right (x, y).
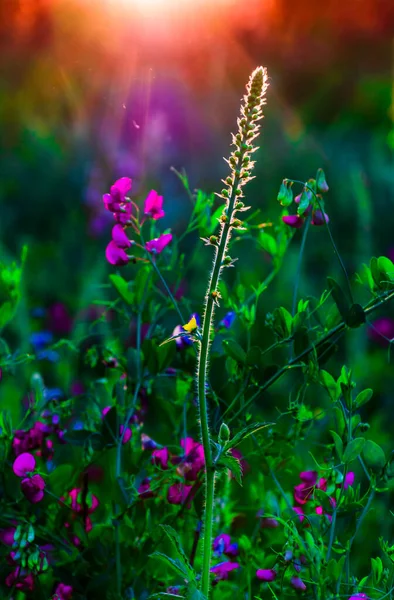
top-left (368, 317), bottom-right (394, 346)
top-left (21, 474), bottom-right (45, 503)
top-left (282, 215), bottom-right (305, 228)
top-left (138, 478), bottom-right (155, 499)
top-left (106, 241), bottom-right (130, 266)
top-left (5, 568), bottom-right (35, 591)
top-left (213, 534), bottom-right (238, 557)
top-left (294, 471), bottom-right (327, 505)
top-left (152, 447), bottom-right (170, 469)
top-left (348, 595), bottom-right (369, 600)
top-left (119, 425), bottom-right (132, 444)
top-left (177, 437), bottom-right (205, 481)
top-left (103, 177), bottom-right (132, 211)
top-left (343, 472), bottom-right (355, 489)
top-left (256, 569), bottom-right (277, 582)
top-left (0, 528), bottom-right (16, 546)
top-left (53, 582), bottom-right (73, 600)
top-left (145, 233), bottom-right (172, 254)
top-left (144, 190), bottom-right (165, 220)
top-left (13, 453), bottom-right (36, 477)
top-left (210, 561), bottom-right (239, 581)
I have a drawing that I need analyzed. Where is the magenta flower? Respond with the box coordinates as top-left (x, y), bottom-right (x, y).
top-left (213, 534), bottom-right (239, 557)
top-left (177, 437), bottom-right (205, 481)
top-left (152, 447), bottom-right (170, 469)
top-left (311, 210), bottom-right (329, 226)
top-left (13, 452), bottom-right (36, 477)
top-left (0, 527), bottom-right (16, 546)
top-left (102, 177), bottom-right (132, 211)
top-left (290, 576), bottom-right (307, 591)
top-left (368, 317), bottom-right (394, 346)
top-left (167, 483), bottom-right (194, 507)
top-left (144, 190), bottom-right (165, 220)
top-left (105, 241), bottom-right (130, 266)
top-left (5, 568), bottom-right (35, 591)
top-left (282, 214), bottom-right (305, 228)
top-left (68, 488), bottom-right (99, 513)
top-left (138, 478), bottom-right (155, 499)
top-left (145, 233), bottom-right (172, 254)
top-left (53, 583), bottom-right (73, 600)
top-left (348, 595), bottom-right (369, 600)
top-left (256, 569), bottom-right (277, 582)
top-left (112, 224), bottom-right (132, 248)
top-left (343, 472), bottom-right (355, 490)
top-left (210, 561), bottom-right (239, 581)
top-left (21, 474), bottom-right (46, 503)
top-left (294, 471), bottom-right (327, 505)
top-left (120, 425), bottom-right (132, 444)
top-left (293, 506), bottom-right (305, 522)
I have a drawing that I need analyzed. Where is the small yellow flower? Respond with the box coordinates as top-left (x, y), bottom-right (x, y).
top-left (183, 316), bottom-right (198, 333)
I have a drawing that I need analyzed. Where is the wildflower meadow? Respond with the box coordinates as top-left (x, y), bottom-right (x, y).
top-left (1, 2), bottom-right (394, 599)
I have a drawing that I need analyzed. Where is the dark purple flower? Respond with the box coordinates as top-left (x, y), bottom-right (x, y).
top-left (21, 474), bottom-right (46, 503)
top-left (282, 215), bottom-right (305, 228)
top-left (141, 433), bottom-right (158, 450)
top-left (112, 224), bottom-right (132, 248)
top-left (311, 210), bottom-right (329, 226)
top-left (0, 527), bottom-right (16, 546)
top-left (13, 453), bottom-right (36, 477)
top-left (5, 568), bottom-right (35, 591)
top-left (167, 483), bottom-right (194, 507)
top-left (368, 317), bottom-right (394, 346)
top-left (106, 241), bottom-right (130, 266)
top-left (144, 190), bottom-right (165, 220)
top-left (261, 517), bottom-right (279, 528)
top-left (138, 478), bottom-right (155, 499)
top-left (212, 534), bottom-right (238, 558)
top-left (53, 583), bottom-right (73, 600)
top-left (145, 233), bottom-right (172, 254)
top-left (290, 576), bottom-right (307, 591)
top-left (256, 569), bottom-right (277, 582)
top-left (178, 437), bottom-right (205, 481)
top-left (210, 561), bottom-right (239, 581)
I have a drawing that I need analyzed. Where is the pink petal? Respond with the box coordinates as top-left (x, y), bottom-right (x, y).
top-left (110, 177), bottom-right (132, 197)
top-left (105, 241), bottom-right (129, 266)
top-left (112, 225), bottom-right (131, 248)
top-left (282, 215), bottom-right (305, 228)
top-left (145, 233), bottom-right (172, 254)
top-left (13, 453), bottom-right (36, 477)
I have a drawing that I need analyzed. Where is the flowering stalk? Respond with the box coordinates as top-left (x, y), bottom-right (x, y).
top-left (197, 66), bottom-right (268, 597)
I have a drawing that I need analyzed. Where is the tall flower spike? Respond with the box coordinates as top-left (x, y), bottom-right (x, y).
top-left (196, 66), bottom-right (268, 599)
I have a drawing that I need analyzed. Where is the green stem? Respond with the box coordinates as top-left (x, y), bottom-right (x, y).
top-left (228, 289), bottom-right (394, 424)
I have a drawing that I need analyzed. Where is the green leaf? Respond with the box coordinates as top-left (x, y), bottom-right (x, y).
top-left (49, 464), bottom-right (75, 496)
top-left (222, 339), bottom-right (246, 364)
top-left (371, 556), bottom-right (383, 585)
top-left (272, 306), bottom-right (292, 339)
top-left (223, 422), bottom-right (272, 452)
top-left (135, 266), bottom-right (151, 306)
top-left (186, 586), bottom-right (207, 600)
top-left (316, 168), bottom-right (329, 193)
top-left (354, 388), bottom-right (373, 409)
top-left (0, 246), bottom-right (28, 331)
top-left (218, 454), bottom-right (243, 485)
top-left (160, 525), bottom-right (195, 581)
top-left (327, 277), bottom-right (350, 321)
top-left (343, 438), bottom-right (365, 463)
top-left (109, 274), bottom-right (134, 305)
top-left (330, 430), bottom-right (343, 460)
top-left (149, 552), bottom-right (191, 579)
top-left (345, 304), bottom-right (366, 328)
top-left (258, 231), bottom-right (277, 256)
top-left (297, 188), bottom-right (311, 216)
top-left (362, 440), bottom-right (386, 472)
top-left (320, 370), bottom-right (337, 401)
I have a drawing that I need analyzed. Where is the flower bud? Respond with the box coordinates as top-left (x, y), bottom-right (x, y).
top-left (219, 423), bottom-right (230, 443)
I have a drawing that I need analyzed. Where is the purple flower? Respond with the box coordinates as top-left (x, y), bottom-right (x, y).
top-left (256, 569), bottom-right (277, 582)
top-left (282, 215), bottom-right (305, 228)
top-left (213, 534), bottom-right (239, 557)
top-left (103, 177), bottom-right (132, 211)
top-left (210, 561), bottom-right (239, 581)
top-left (119, 425), bottom-right (132, 444)
top-left (138, 478), bottom-right (155, 499)
top-left (290, 576), bottom-right (307, 591)
top-left (105, 241), bottom-right (130, 266)
top-left (220, 311), bottom-right (236, 329)
top-left (167, 483), bottom-right (194, 507)
top-left (343, 472), bottom-right (355, 489)
top-left (145, 233), bottom-right (172, 254)
top-left (178, 437), bottom-right (205, 481)
top-left (21, 474), bottom-right (46, 503)
top-left (53, 583), bottom-right (73, 600)
top-left (152, 447), bottom-right (170, 469)
top-left (348, 595), bottom-right (369, 600)
top-left (261, 517), bottom-right (279, 528)
top-left (311, 210), bottom-right (329, 226)
top-left (0, 527), bottom-right (16, 546)
top-left (368, 317), bottom-right (394, 346)
top-left (141, 433), bottom-right (158, 450)
top-left (13, 453), bottom-right (36, 477)
top-left (112, 225), bottom-right (132, 248)
top-left (144, 190), bottom-right (165, 220)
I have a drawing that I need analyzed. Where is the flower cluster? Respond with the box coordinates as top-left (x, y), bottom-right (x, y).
top-left (60, 487), bottom-right (100, 546)
top-left (279, 170), bottom-right (330, 229)
top-left (103, 178), bottom-right (172, 266)
top-left (12, 453), bottom-right (46, 503)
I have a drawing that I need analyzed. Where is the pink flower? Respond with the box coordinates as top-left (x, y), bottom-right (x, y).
top-left (348, 595), bottom-right (369, 600)
top-left (311, 210), bottom-right (329, 226)
top-left (152, 447), bottom-right (170, 469)
top-left (368, 317), bottom-right (394, 346)
top-left (105, 241), bottom-right (130, 266)
top-left (213, 534), bottom-right (238, 557)
top-left (13, 452), bottom-right (36, 477)
top-left (293, 506), bottom-right (305, 522)
top-left (167, 483), bottom-right (194, 507)
top-left (294, 471), bottom-right (327, 505)
top-left (282, 215), bottom-right (305, 228)
top-left (343, 472), bottom-right (355, 489)
top-left (68, 488), bottom-right (99, 514)
top-left (145, 233), bottom-right (172, 254)
top-left (103, 178), bottom-right (132, 211)
top-left (21, 474), bottom-right (45, 503)
top-left (291, 576), bottom-right (307, 591)
top-left (5, 568), bottom-right (35, 591)
top-left (119, 425), bottom-right (132, 444)
top-left (210, 561), bottom-right (239, 581)
top-left (112, 224), bottom-right (131, 248)
top-left (256, 569), bottom-right (277, 582)
top-left (177, 437), bottom-right (205, 481)
top-left (0, 528), bottom-right (16, 546)
top-left (144, 190), bottom-right (165, 220)
top-left (138, 478), bottom-right (155, 499)
top-left (53, 583), bottom-right (73, 600)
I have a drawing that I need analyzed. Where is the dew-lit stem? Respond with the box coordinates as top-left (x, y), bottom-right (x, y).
top-left (197, 66), bottom-right (268, 598)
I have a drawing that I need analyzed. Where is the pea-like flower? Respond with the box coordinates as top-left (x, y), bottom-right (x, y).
top-left (144, 190), bottom-right (165, 220)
